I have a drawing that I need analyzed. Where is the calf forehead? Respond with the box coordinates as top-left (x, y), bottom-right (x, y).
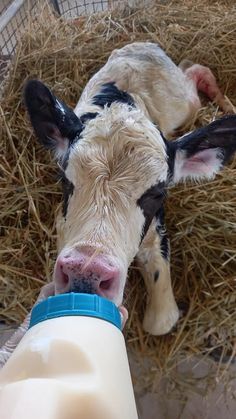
top-left (66, 104), bottom-right (168, 190)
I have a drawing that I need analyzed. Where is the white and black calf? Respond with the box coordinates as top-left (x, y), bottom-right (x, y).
top-left (24, 42), bottom-right (236, 335)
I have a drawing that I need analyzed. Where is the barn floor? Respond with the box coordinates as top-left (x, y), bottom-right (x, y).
top-left (1, 324), bottom-right (235, 419)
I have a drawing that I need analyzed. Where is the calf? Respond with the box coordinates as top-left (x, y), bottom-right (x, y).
top-left (24, 42), bottom-right (236, 335)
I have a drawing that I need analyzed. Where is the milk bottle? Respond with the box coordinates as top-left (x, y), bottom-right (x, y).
top-left (0, 293), bottom-right (138, 419)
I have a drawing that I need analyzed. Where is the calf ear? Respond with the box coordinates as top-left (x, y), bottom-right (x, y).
top-left (24, 80), bottom-right (82, 160)
top-left (168, 115), bottom-right (236, 183)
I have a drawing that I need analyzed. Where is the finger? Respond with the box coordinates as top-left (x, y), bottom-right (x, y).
top-left (36, 282), bottom-right (55, 303)
top-left (119, 306), bottom-right (128, 330)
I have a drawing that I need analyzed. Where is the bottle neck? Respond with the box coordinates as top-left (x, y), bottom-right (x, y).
top-left (30, 293), bottom-right (122, 330)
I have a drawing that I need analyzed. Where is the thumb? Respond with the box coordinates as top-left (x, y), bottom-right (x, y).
top-left (119, 306), bottom-right (129, 330)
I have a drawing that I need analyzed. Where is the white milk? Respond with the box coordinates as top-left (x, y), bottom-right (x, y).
top-left (0, 293), bottom-right (138, 419)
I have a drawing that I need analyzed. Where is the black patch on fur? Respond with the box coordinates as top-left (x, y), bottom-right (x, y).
top-left (137, 182), bottom-right (166, 240)
top-left (155, 130), bottom-right (175, 183)
top-left (92, 82), bottom-right (135, 109)
top-left (60, 172), bottom-right (74, 218)
top-left (80, 112), bottom-right (99, 125)
top-left (155, 206), bottom-right (169, 260)
top-left (154, 270), bottom-right (160, 282)
top-left (165, 141), bottom-right (176, 183)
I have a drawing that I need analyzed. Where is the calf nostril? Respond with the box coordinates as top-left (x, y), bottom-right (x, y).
top-left (61, 271), bottom-right (69, 287)
top-left (99, 278), bottom-right (113, 291)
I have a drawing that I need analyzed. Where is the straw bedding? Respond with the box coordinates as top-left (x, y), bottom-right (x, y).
top-left (0, 0), bottom-right (235, 385)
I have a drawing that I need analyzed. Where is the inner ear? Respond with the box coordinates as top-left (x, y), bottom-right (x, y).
top-left (40, 122), bottom-right (70, 156)
top-left (24, 80), bottom-right (83, 158)
top-left (167, 115), bottom-right (236, 184)
top-left (173, 147), bottom-right (223, 183)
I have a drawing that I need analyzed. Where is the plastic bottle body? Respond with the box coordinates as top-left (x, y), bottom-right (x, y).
top-left (0, 315), bottom-right (138, 419)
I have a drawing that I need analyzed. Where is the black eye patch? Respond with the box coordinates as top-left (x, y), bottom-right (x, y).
top-left (59, 171), bottom-right (74, 218)
top-left (137, 182), bottom-right (166, 240)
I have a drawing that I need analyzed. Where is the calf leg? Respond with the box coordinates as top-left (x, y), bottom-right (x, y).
top-left (180, 60), bottom-right (234, 113)
top-left (137, 208), bottom-right (179, 335)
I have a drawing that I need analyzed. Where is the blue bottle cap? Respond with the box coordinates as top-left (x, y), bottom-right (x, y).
top-left (29, 293), bottom-right (122, 330)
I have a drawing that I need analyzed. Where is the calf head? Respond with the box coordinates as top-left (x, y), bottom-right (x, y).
top-left (24, 80), bottom-right (236, 306)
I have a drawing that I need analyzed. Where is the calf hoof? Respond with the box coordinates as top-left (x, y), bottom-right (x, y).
top-left (215, 95), bottom-right (235, 114)
top-left (143, 304), bottom-right (179, 336)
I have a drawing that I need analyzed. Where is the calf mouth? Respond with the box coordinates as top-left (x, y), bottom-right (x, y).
top-left (58, 270), bottom-right (121, 303)
top-left (70, 277), bottom-right (97, 294)
top-left (69, 276), bottom-right (117, 295)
